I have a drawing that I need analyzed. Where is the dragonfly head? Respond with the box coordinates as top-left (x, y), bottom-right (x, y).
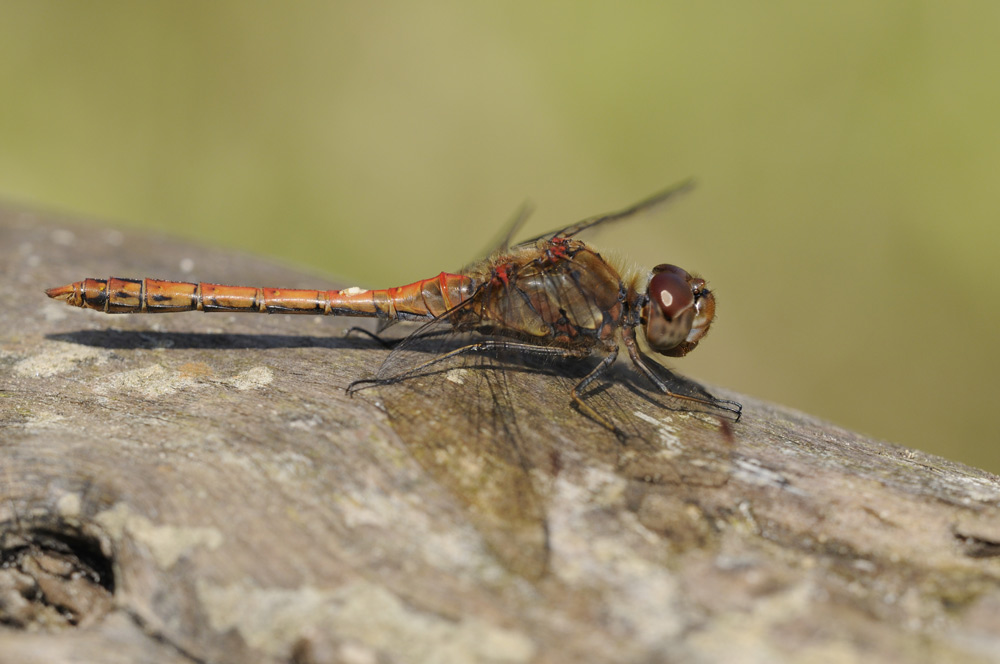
top-left (640, 264), bottom-right (715, 357)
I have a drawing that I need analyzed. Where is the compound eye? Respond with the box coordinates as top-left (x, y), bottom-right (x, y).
top-left (643, 264), bottom-right (715, 357)
top-left (642, 265), bottom-right (697, 354)
top-left (648, 267), bottom-right (694, 321)
top-left (651, 263), bottom-right (689, 277)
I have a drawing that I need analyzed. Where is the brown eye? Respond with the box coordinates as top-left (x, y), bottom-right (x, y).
top-left (642, 264), bottom-right (716, 357)
top-left (648, 269), bottom-right (694, 320)
top-left (642, 265), bottom-right (697, 354)
top-left (651, 263), bottom-right (688, 277)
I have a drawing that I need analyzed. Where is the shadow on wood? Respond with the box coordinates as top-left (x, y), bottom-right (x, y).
top-left (2, 205), bottom-right (1000, 663)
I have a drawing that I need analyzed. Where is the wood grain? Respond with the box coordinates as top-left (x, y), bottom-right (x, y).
top-left (2, 204), bottom-right (1000, 664)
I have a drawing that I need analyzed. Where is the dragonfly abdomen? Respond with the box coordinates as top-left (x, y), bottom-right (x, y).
top-left (46, 273), bottom-right (476, 321)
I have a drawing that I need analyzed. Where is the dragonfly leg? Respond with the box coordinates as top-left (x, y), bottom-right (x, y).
top-left (569, 347), bottom-right (623, 435)
top-left (346, 325), bottom-right (458, 350)
top-left (621, 327), bottom-right (743, 422)
top-left (345, 327), bottom-right (396, 348)
top-left (347, 339), bottom-right (590, 394)
top-left (375, 339), bottom-right (627, 433)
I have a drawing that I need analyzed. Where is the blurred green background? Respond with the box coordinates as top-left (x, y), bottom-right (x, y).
top-left (2, 3), bottom-right (998, 471)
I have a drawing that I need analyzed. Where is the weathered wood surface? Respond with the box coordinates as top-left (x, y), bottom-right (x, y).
top-left (2, 204), bottom-right (1000, 664)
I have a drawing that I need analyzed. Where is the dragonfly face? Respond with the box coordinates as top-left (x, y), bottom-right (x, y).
top-left (640, 263), bottom-right (716, 358)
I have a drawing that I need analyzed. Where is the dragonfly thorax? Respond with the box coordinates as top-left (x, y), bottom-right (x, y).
top-left (639, 264), bottom-right (715, 358)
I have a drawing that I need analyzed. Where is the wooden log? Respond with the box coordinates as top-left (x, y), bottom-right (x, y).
top-left (2, 204), bottom-right (999, 664)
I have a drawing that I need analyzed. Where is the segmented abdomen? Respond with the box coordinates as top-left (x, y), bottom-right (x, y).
top-left (46, 273), bottom-right (475, 321)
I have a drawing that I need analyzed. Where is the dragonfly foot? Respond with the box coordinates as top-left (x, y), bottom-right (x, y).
top-left (713, 398), bottom-right (743, 423)
top-left (344, 327), bottom-right (401, 349)
top-left (346, 377), bottom-right (379, 396)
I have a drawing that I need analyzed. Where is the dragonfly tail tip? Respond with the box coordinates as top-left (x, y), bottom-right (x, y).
top-left (45, 283), bottom-right (78, 303)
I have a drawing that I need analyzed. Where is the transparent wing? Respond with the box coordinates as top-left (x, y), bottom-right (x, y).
top-left (459, 200), bottom-right (535, 274)
top-left (369, 306), bottom-right (553, 579)
top-left (356, 248), bottom-right (733, 578)
top-left (515, 179), bottom-right (696, 247)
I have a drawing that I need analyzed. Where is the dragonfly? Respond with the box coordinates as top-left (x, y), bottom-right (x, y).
top-left (46, 181), bottom-right (742, 577)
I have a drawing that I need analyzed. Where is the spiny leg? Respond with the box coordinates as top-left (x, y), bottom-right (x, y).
top-left (621, 327), bottom-right (742, 422)
top-left (569, 347), bottom-right (624, 435)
